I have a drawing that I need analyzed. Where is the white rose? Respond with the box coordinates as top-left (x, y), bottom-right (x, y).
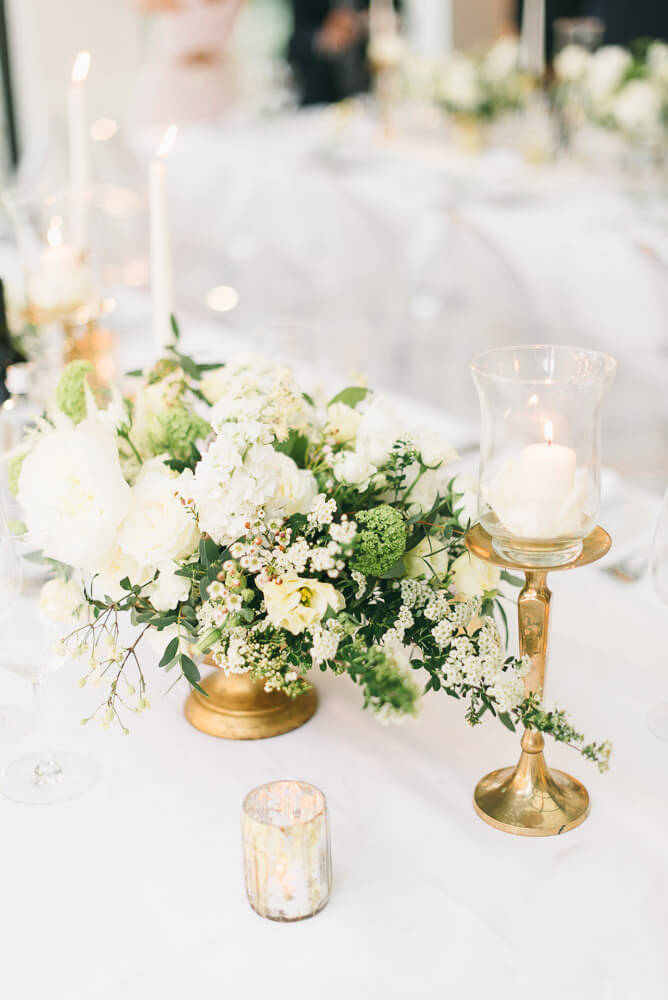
top-left (18, 418), bottom-right (131, 571)
top-left (554, 44), bottom-right (591, 82)
top-left (148, 561), bottom-right (191, 611)
top-left (118, 459), bottom-right (199, 566)
top-left (264, 451), bottom-right (318, 520)
top-left (333, 450), bottom-right (377, 492)
top-left (481, 36), bottom-right (520, 83)
top-left (438, 56), bottom-right (481, 112)
top-left (94, 545), bottom-right (153, 601)
top-left (356, 397), bottom-right (401, 466)
top-left (39, 577), bottom-right (85, 624)
top-left (404, 536), bottom-right (449, 580)
top-left (452, 473), bottom-right (478, 526)
top-left (402, 464), bottom-right (450, 515)
top-left (584, 46), bottom-right (631, 99)
top-left (416, 430), bottom-right (458, 468)
top-left (199, 367), bottom-right (229, 405)
top-left (325, 402), bottom-right (361, 444)
top-left (260, 575), bottom-right (345, 635)
top-left (648, 42), bottom-right (668, 84)
top-left (612, 80), bottom-right (662, 133)
top-left (450, 552), bottom-right (500, 599)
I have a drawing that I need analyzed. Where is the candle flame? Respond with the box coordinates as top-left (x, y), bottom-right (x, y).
top-left (71, 51), bottom-right (91, 84)
top-left (544, 420), bottom-right (554, 445)
top-left (156, 124), bottom-right (177, 159)
top-left (47, 218), bottom-right (63, 248)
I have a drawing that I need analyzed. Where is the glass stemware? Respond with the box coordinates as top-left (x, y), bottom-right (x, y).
top-left (0, 505), bottom-right (33, 742)
top-left (648, 486), bottom-right (668, 741)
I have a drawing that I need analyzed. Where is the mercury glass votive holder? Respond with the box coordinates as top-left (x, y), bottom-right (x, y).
top-left (471, 345), bottom-right (616, 567)
top-left (242, 780), bottom-right (332, 921)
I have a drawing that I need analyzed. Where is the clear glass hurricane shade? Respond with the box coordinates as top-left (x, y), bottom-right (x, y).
top-left (471, 345), bottom-right (616, 566)
top-left (648, 487), bottom-right (668, 741)
top-left (2, 188), bottom-right (98, 325)
top-left (242, 780), bottom-right (332, 921)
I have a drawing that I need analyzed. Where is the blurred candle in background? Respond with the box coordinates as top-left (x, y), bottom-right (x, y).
top-left (405, 0), bottom-right (452, 61)
top-left (69, 51), bottom-right (91, 255)
top-left (149, 124), bottom-right (177, 357)
top-left (519, 0), bottom-right (545, 77)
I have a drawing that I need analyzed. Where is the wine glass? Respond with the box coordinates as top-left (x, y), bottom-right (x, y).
top-left (0, 509), bottom-right (100, 804)
top-left (0, 505), bottom-right (33, 742)
top-left (648, 486), bottom-right (668, 741)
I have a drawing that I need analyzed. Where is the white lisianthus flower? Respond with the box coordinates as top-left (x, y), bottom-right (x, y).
top-left (39, 577), bottom-right (86, 624)
top-left (148, 561), bottom-right (190, 612)
top-left (263, 451), bottom-right (318, 520)
top-left (325, 402), bottom-right (361, 444)
top-left (259, 575), bottom-right (345, 635)
top-left (648, 41), bottom-right (668, 84)
top-left (481, 36), bottom-right (520, 83)
top-left (452, 473), bottom-right (478, 526)
top-left (94, 545), bottom-right (153, 602)
top-left (118, 459), bottom-right (199, 566)
top-left (18, 418), bottom-right (131, 571)
top-left (584, 46), bottom-right (632, 99)
top-left (437, 55), bottom-right (481, 112)
top-left (333, 449), bottom-right (377, 492)
top-left (553, 44), bottom-right (591, 82)
top-left (404, 536), bottom-right (449, 580)
top-left (612, 80), bottom-right (662, 133)
top-left (450, 552), bottom-right (500, 598)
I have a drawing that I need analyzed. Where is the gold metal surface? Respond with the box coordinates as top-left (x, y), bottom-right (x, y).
top-left (184, 668), bottom-right (318, 740)
top-left (465, 524), bottom-right (610, 836)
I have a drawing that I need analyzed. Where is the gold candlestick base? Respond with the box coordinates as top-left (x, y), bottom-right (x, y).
top-left (466, 523), bottom-right (611, 837)
top-left (184, 669), bottom-right (318, 740)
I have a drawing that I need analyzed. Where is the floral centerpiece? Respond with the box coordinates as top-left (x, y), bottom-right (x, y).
top-left (8, 332), bottom-right (610, 769)
top-left (554, 41), bottom-right (668, 147)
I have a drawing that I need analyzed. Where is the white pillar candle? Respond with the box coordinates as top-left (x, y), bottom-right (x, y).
top-left (149, 125), bottom-right (177, 358)
top-left (69, 51), bottom-right (91, 255)
top-left (27, 219), bottom-right (90, 315)
top-left (405, 0), bottom-right (452, 61)
top-left (484, 421), bottom-right (585, 539)
top-left (519, 0), bottom-right (545, 78)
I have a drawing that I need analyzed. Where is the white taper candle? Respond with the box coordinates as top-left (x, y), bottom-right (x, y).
top-left (69, 51), bottom-right (91, 255)
top-left (150, 124), bottom-right (177, 358)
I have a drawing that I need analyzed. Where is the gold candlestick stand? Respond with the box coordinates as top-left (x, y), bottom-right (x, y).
top-left (465, 523), bottom-right (611, 837)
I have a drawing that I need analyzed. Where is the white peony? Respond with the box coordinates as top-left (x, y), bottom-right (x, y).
top-left (18, 417), bottom-right (131, 571)
top-left (584, 46), bottom-right (631, 99)
top-left (259, 575), bottom-right (345, 635)
top-left (437, 55), bottom-right (481, 112)
top-left (333, 450), bottom-right (377, 492)
top-left (148, 561), bottom-right (191, 612)
top-left (118, 459), bottom-right (199, 567)
top-left (325, 402), bottom-right (361, 444)
top-left (39, 577), bottom-right (85, 624)
top-left (553, 44), bottom-right (591, 82)
top-left (94, 545), bottom-right (152, 601)
top-left (648, 42), bottom-right (668, 84)
top-left (404, 536), bottom-right (449, 580)
top-left (450, 552), bottom-right (500, 598)
top-left (263, 451), bottom-right (318, 520)
top-left (481, 36), bottom-right (520, 83)
top-left (612, 80), bottom-right (662, 133)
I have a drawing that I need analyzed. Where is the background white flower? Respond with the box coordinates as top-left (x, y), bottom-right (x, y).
top-left (39, 577), bottom-right (86, 624)
top-left (612, 80), bottom-right (662, 134)
top-left (584, 46), bottom-right (632, 99)
top-left (554, 44), bottom-right (591, 82)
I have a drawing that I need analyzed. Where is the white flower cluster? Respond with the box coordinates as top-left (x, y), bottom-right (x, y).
top-left (204, 358), bottom-right (307, 442)
top-left (310, 621), bottom-right (343, 667)
top-left (434, 37), bottom-right (529, 118)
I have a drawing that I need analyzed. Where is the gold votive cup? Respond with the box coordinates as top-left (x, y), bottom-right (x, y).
top-left (241, 780), bottom-right (332, 921)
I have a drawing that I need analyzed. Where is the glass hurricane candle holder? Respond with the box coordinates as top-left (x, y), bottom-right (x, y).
top-left (471, 345), bottom-right (616, 567)
top-left (241, 780), bottom-right (332, 921)
top-left (2, 188), bottom-right (98, 326)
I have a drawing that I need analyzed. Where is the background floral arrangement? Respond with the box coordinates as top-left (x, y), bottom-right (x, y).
top-left (554, 40), bottom-right (668, 143)
top-left (431, 37), bottom-right (535, 122)
top-left (8, 328), bottom-right (610, 768)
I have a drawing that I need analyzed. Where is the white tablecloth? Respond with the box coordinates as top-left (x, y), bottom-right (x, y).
top-left (1, 530), bottom-right (667, 1000)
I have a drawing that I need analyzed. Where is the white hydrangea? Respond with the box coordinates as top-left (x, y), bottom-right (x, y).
top-left (206, 358), bottom-right (307, 442)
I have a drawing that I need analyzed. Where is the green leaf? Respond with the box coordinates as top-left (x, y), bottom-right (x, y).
top-left (328, 386), bottom-right (369, 409)
top-left (500, 570), bottom-right (524, 587)
top-left (119, 576), bottom-right (132, 591)
top-left (159, 637), bottom-right (179, 667)
top-left (170, 314), bottom-right (180, 341)
top-left (302, 392), bottom-right (315, 407)
top-left (274, 431), bottom-right (308, 466)
top-left (125, 369), bottom-right (144, 378)
top-left (180, 654), bottom-right (206, 694)
top-left (498, 712), bottom-right (516, 733)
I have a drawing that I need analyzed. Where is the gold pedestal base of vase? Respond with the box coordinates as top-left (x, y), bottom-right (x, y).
top-left (473, 730), bottom-right (590, 837)
top-left (184, 670), bottom-right (318, 740)
top-left (466, 523), bottom-right (610, 837)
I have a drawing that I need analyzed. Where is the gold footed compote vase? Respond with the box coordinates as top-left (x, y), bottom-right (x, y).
top-left (185, 664), bottom-right (318, 740)
top-left (466, 523), bottom-right (611, 837)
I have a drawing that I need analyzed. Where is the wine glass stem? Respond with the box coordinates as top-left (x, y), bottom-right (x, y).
top-left (32, 678), bottom-right (62, 784)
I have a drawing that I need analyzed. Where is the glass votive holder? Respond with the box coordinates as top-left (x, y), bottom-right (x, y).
top-left (242, 780), bottom-right (332, 922)
top-left (471, 345), bottom-right (616, 567)
top-left (2, 188), bottom-right (98, 326)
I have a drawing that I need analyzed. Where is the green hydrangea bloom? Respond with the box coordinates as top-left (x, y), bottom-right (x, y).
top-left (352, 504), bottom-right (407, 577)
top-left (7, 450), bottom-right (27, 497)
top-left (161, 408), bottom-right (211, 463)
top-left (55, 360), bottom-right (93, 424)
